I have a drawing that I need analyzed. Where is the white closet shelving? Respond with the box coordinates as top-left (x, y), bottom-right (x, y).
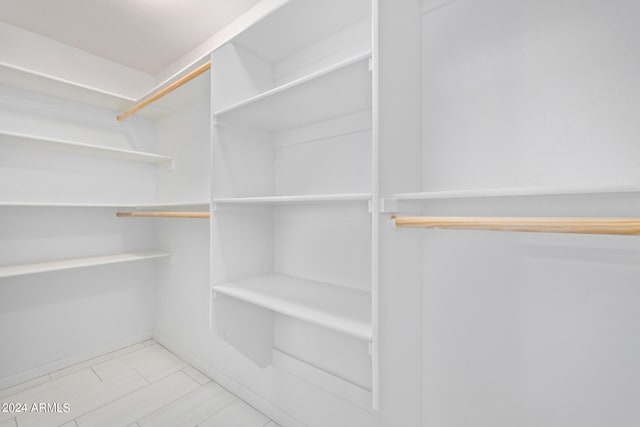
top-left (212, 273), bottom-right (371, 340)
top-left (214, 53), bottom-right (372, 132)
top-left (0, 62), bottom-right (209, 119)
top-left (389, 184), bottom-right (640, 202)
top-left (0, 62), bottom-right (139, 113)
top-left (0, 201), bottom-right (208, 208)
top-left (0, 61), bottom-right (211, 207)
top-left (127, 201), bottom-right (209, 208)
top-left (0, 130), bottom-right (174, 166)
top-left (0, 35), bottom-right (212, 393)
top-left (210, 0), bottom-right (376, 409)
top-left (0, 250), bottom-right (171, 279)
top-left (212, 193), bottom-right (371, 205)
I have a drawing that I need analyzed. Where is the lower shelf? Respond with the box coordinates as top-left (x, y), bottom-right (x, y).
top-left (0, 251), bottom-right (171, 279)
top-left (212, 273), bottom-right (372, 341)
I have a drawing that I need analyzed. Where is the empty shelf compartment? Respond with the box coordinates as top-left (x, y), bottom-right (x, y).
top-left (212, 273), bottom-right (371, 340)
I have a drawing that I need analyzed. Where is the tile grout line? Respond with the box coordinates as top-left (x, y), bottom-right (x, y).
top-left (134, 368), bottom-right (151, 385)
top-left (24, 370), bottom-right (155, 426)
top-left (137, 361), bottom-right (189, 384)
top-left (191, 396), bottom-right (239, 427)
top-left (44, 342), bottom-right (151, 382)
top-left (128, 377), bottom-right (206, 426)
top-left (68, 370), bottom-right (159, 425)
top-left (89, 366), bottom-right (103, 383)
top-left (181, 367), bottom-right (211, 385)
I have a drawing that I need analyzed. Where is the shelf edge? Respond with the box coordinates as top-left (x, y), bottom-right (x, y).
top-left (212, 51), bottom-right (372, 118)
top-left (0, 251), bottom-right (171, 279)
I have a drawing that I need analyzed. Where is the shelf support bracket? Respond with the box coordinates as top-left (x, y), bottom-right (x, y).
top-left (379, 198), bottom-right (400, 214)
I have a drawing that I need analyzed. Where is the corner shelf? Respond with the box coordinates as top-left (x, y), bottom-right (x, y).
top-left (0, 62), bottom-right (175, 119)
top-left (129, 201), bottom-right (210, 209)
top-left (389, 184), bottom-right (640, 201)
top-left (0, 131), bottom-right (174, 166)
top-left (212, 193), bottom-right (371, 205)
top-left (0, 250), bottom-right (171, 279)
top-left (212, 273), bottom-right (372, 341)
top-left (232, 0), bottom-right (370, 65)
top-left (0, 201), bottom-right (209, 209)
top-left (213, 53), bottom-right (372, 132)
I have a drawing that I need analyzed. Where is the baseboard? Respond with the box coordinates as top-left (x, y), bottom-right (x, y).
top-left (0, 331), bottom-right (153, 390)
top-left (152, 332), bottom-right (305, 427)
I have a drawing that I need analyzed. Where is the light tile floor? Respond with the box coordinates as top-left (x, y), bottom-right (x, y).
top-left (0, 340), bottom-right (278, 427)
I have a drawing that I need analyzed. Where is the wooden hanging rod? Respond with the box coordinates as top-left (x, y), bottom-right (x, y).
top-left (391, 216), bottom-right (640, 235)
top-left (116, 61), bottom-right (212, 121)
top-left (116, 212), bottom-right (210, 219)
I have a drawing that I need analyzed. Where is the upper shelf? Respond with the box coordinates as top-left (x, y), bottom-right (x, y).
top-left (232, 0), bottom-right (370, 64)
top-left (0, 61), bottom-right (136, 112)
top-left (0, 201), bottom-right (209, 208)
top-left (389, 184), bottom-right (640, 201)
top-left (0, 130), bottom-right (174, 166)
top-left (212, 273), bottom-right (372, 341)
top-left (212, 193), bottom-right (371, 205)
top-left (0, 250), bottom-right (171, 279)
top-left (0, 63), bottom-right (208, 120)
top-left (214, 53), bottom-right (372, 132)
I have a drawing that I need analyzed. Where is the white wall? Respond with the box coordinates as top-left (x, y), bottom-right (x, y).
top-left (0, 22), bottom-right (155, 100)
top-left (421, 1), bottom-right (640, 426)
top-left (155, 100), bottom-right (211, 203)
top-left (0, 85), bottom-right (159, 388)
top-left (422, 0), bottom-right (640, 191)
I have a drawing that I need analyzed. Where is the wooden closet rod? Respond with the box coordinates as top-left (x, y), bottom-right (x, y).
top-left (116, 212), bottom-right (210, 219)
top-left (391, 216), bottom-right (640, 235)
top-left (116, 61), bottom-right (212, 121)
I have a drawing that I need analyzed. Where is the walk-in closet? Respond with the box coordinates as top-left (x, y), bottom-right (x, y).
top-left (1, 0), bottom-right (639, 426)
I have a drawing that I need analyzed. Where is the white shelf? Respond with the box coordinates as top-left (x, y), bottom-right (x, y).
top-left (0, 62), bottom-right (177, 119)
top-left (212, 193), bottom-right (371, 205)
top-left (232, 0), bottom-right (370, 63)
top-left (212, 273), bottom-right (372, 340)
top-left (390, 184), bottom-right (640, 201)
top-left (0, 251), bottom-right (171, 279)
top-left (131, 201), bottom-right (210, 209)
top-left (0, 201), bottom-right (209, 208)
top-left (0, 131), bottom-right (174, 166)
top-left (0, 61), bottom-right (135, 109)
top-left (214, 53), bottom-right (372, 132)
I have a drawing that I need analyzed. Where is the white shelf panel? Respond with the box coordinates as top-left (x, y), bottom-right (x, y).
top-left (214, 53), bottom-right (372, 132)
top-left (390, 184), bottom-right (640, 201)
top-left (0, 251), bottom-right (171, 279)
top-left (213, 193), bottom-right (371, 205)
top-left (212, 273), bottom-right (372, 340)
top-left (0, 131), bottom-right (174, 165)
top-left (131, 201), bottom-right (210, 209)
top-left (0, 201), bottom-right (209, 208)
top-left (0, 61), bottom-right (135, 109)
top-left (0, 62), bottom-right (173, 119)
top-left (232, 0), bottom-right (370, 63)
